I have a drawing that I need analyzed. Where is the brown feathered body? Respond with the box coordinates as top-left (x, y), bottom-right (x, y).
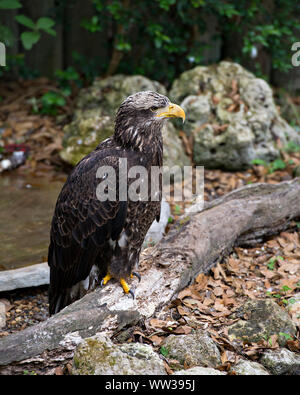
top-left (48, 92), bottom-right (169, 314)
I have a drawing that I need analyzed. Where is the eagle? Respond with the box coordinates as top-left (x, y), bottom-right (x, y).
top-left (48, 91), bottom-right (185, 315)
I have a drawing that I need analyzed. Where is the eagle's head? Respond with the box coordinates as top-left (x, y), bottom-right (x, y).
top-left (114, 91), bottom-right (185, 150)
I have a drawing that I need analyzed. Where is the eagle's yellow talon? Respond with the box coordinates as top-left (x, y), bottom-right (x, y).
top-left (120, 278), bottom-right (130, 294)
top-left (101, 273), bottom-right (112, 286)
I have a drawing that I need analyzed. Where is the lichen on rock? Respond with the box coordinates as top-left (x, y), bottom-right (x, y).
top-left (227, 299), bottom-right (296, 345)
top-left (260, 348), bottom-right (300, 375)
top-left (161, 329), bottom-right (221, 369)
top-left (72, 334), bottom-right (166, 375)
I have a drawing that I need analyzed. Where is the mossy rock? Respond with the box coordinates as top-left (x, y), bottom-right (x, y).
top-left (228, 299), bottom-right (296, 345)
top-left (161, 330), bottom-right (221, 369)
top-left (72, 334), bottom-right (166, 375)
top-left (60, 109), bottom-right (114, 166)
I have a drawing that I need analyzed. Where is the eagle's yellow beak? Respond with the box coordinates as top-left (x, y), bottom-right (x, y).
top-left (156, 103), bottom-right (185, 123)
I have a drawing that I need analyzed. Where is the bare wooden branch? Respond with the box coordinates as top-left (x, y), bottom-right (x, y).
top-left (1, 178), bottom-right (300, 368)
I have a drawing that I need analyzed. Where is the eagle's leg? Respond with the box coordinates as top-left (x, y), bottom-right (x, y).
top-left (101, 273), bottom-right (112, 286)
top-left (120, 278), bottom-right (135, 299)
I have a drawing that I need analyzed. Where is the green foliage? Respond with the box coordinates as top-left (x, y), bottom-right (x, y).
top-left (160, 346), bottom-right (169, 357)
top-left (0, 0), bottom-right (300, 83)
top-left (278, 332), bottom-right (293, 341)
top-left (73, 0), bottom-right (298, 81)
top-left (284, 141), bottom-right (300, 154)
top-left (29, 91), bottom-right (66, 116)
top-left (0, 53), bottom-right (39, 78)
top-left (40, 91), bottom-right (66, 115)
top-left (252, 157), bottom-right (290, 174)
top-left (0, 0), bottom-right (21, 9)
top-left (173, 205), bottom-right (182, 215)
top-left (267, 256), bottom-right (284, 270)
top-left (268, 159), bottom-right (286, 173)
top-left (15, 14), bottom-right (56, 49)
top-left (251, 158), bottom-right (268, 166)
top-left (55, 67), bottom-right (81, 96)
top-left (0, 2), bottom-right (56, 50)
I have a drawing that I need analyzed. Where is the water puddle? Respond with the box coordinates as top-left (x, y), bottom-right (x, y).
top-left (0, 173), bottom-right (64, 271)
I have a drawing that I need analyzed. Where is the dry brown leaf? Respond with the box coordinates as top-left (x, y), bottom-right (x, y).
top-left (195, 273), bottom-right (208, 288)
top-left (149, 319), bottom-right (169, 329)
top-left (213, 287), bottom-right (224, 297)
top-left (149, 335), bottom-right (165, 346)
top-left (164, 361), bottom-right (174, 375)
top-left (173, 326), bottom-right (192, 335)
top-left (178, 289), bottom-right (193, 300)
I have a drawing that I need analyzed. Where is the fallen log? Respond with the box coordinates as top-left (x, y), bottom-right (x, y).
top-left (1, 178), bottom-right (300, 369)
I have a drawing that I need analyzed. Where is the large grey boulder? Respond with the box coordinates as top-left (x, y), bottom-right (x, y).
top-left (72, 334), bottom-right (166, 375)
top-left (227, 299), bottom-right (297, 345)
top-left (260, 348), bottom-right (300, 375)
top-left (230, 359), bottom-right (270, 375)
top-left (169, 61), bottom-right (300, 170)
top-left (161, 330), bottom-right (221, 368)
top-left (60, 74), bottom-right (189, 168)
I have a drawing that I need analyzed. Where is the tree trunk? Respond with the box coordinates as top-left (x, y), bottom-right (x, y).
top-left (1, 178), bottom-right (300, 370)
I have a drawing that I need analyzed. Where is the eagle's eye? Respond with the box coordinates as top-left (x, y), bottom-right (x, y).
top-left (150, 106), bottom-right (159, 112)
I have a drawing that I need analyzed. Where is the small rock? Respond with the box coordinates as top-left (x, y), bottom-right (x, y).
top-left (0, 302), bottom-right (6, 329)
top-left (260, 348), bottom-right (300, 375)
top-left (161, 330), bottom-right (221, 368)
top-left (173, 366), bottom-right (226, 375)
top-left (72, 334), bottom-right (166, 375)
top-left (230, 359), bottom-right (270, 375)
top-left (228, 299), bottom-right (296, 345)
top-left (0, 262), bottom-right (49, 292)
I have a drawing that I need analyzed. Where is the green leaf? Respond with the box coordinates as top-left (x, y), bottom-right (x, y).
top-left (43, 27), bottom-right (56, 37)
top-left (279, 332), bottom-right (293, 341)
top-left (0, 0), bottom-right (21, 9)
top-left (20, 31), bottom-right (40, 50)
top-left (281, 285), bottom-right (291, 293)
top-left (15, 14), bottom-right (36, 29)
top-left (269, 159), bottom-right (286, 173)
top-left (36, 17), bottom-right (55, 31)
top-left (174, 205), bottom-right (182, 215)
top-left (160, 346), bottom-right (169, 357)
top-left (267, 258), bottom-right (276, 270)
top-left (251, 158), bottom-right (267, 166)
